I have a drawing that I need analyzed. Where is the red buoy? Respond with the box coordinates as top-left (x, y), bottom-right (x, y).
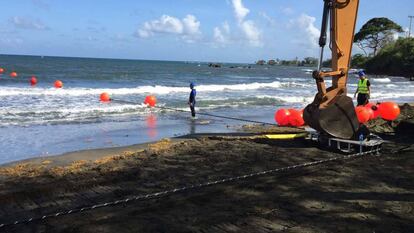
top-left (378, 102), bottom-right (400, 121)
top-left (9, 72), bottom-right (18, 78)
top-left (100, 92), bottom-right (111, 102)
top-left (287, 109), bottom-right (304, 127)
top-left (365, 106), bottom-right (375, 120)
top-left (30, 76), bottom-right (37, 86)
top-left (144, 95), bottom-right (157, 107)
top-left (355, 106), bottom-right (370, 124)
top-left (372, 105), bottom-right (381, 119)
top-left (274, 108), bottom-right (290, 126)
top-left (0, 68), bottom-right (4, 74)
top-left (54, 80), bottom-right (63, 88)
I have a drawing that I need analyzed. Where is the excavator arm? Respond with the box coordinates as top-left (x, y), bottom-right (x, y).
top-left (303, 0), bottom-right (361, 139)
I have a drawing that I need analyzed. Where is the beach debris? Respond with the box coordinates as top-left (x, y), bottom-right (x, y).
top-left (54, 80), bottom-right (63, 88)
top-left (378, 102), bottom-right (400, 121)
top-left (144, 95), bottom-right (157, 107)
top-left (9, 71), bottom-right (18, 78)
top-left (355, 106), bottom-right (370, 123)
top-left (0, 67), bottom-right (4, 73)
top-left (30, 76), bottom-right (37, 86)
top-left (100, 92), bottom-right (111, 102)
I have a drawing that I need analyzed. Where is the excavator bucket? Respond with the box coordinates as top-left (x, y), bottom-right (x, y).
top-left (303, 95), bottom-right (359, 139)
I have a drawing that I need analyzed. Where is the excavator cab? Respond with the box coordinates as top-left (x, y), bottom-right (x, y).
top-left (303, 0), bottom-right (365, 140)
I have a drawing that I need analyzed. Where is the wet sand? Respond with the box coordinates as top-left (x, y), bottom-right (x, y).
top-left (0, 104), bottom-right (413, 233)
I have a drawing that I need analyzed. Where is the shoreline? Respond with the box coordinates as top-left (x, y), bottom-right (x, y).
top-left (0, 139), bottom-right (162, 169)
top-left (2, 103), bottom-right (412, 169)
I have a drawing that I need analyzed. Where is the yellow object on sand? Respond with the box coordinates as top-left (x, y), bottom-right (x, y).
top-left (264, 132), bottom-right (308, 139)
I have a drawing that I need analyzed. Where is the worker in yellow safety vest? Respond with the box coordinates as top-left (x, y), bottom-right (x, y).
top-left (354, 70), bottom-right (371, 106)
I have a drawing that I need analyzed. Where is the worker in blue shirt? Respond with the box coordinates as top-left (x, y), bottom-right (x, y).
top-left (188, 82), bottom-right (196, 118)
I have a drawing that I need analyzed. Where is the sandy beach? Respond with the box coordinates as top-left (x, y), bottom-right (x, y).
top-left (0, 104), bottom-right (413, 233)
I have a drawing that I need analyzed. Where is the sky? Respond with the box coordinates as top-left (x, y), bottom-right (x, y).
top-left (0, 0), bottom-right (413, 63)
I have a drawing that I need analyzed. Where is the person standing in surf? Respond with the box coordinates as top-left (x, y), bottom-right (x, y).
top-left (188, 82), bottom-right (196, 118)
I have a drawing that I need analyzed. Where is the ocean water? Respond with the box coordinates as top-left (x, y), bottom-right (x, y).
top-left (0, 55), bottom-right (413, 164)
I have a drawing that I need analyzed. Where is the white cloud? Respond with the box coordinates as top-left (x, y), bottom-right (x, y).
top-left (181, 15), bottom-right (201, 43)
top-left (240, 20), bottom-right (262, 46)
top-left (230, 0), bottom-right (262, 47)
top-left (288, 14), bottom-right (320, 49)
top-left (214, 27), bottom-right (226, 44)
top-left (213, 21), bottom-right (232, 46)
top-left (136, 14), bottom-right (201, 42)
top-left (232, 0), bottom-right (249, 23)
top-left (142, 15), bottom-right (183, 35)
top-left (182, 15), bottom-right (200, 35)
top-left (137, 29), bottom-right (151, 38)
top-left (9, 16), bottom-right (49, 30)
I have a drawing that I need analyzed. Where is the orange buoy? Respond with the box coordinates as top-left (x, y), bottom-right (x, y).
top-left (287, 109), bottom-right (304, 127)
top-left (355, 106), bottom-right (370, 124)
top-left (100, 92), bottom-right (111, 102)
top-left (30, 76), bottom-right (37, 86)
top-left (372, 105), bottom-right (381, 119)
top-left (274, 108), bottom-right (290, 126)
top-left (9, 71), bottom-right (18, 78)
top-left (144, 95), bottom-right (157, 107)
top-left (378, 102), bottom-right (400, 121)
top-left (365, 106), bottom-right (375, 120)
top-left (54, 80), bottom-right (63, 88)
top-left (0, 68), bottom-right (4, 74)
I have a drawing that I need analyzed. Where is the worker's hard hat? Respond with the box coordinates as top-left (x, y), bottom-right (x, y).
top-left (358, 70), bottom-right (366, 77)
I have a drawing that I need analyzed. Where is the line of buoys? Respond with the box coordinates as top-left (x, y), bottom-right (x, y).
top-left (99, 93), bottom-right (400, 126)
top-left (99, 93), bottom-right (157, 108)
top-left (1, 67), bottom-right (65, 88)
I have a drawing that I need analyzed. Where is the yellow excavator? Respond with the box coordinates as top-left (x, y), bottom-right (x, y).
top-left (303, 0), bottom-right (367, 140)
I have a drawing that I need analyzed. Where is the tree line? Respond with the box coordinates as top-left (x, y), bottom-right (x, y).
top-left (258, 17), bottom-right (413, 78)
top-left (334, 17), bottom-right (412, 78)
